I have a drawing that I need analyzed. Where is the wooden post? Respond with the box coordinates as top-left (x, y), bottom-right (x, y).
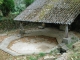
top-left (20, 21), bottom-right (25, 37)
top-left (65, 24), bottom-right (68, 38)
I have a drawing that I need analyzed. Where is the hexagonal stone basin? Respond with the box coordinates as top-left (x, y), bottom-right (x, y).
top-left (7, 35), bottom-right (58, 55)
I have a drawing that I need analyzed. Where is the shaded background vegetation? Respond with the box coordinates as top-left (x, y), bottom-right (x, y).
top-left (71, 14), bottom-right (80, 32)
top-left (0, 0), bottom-right (15, 16)
top-left (0, 0), bottom-right (34, 31)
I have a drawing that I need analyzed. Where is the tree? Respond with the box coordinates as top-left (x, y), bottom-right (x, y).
top-left (0, 0), bottom-right (3, 5)
top-left (0, 0), bottom-right (15, 16)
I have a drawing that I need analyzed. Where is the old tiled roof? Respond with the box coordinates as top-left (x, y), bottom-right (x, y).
top-left (14, 0), bottom-right (80, 25)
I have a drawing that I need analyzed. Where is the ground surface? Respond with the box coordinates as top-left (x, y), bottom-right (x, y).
top-left (8, 35), bottom-right (58, 55)
top-left (0, 27), bottom-right (80, 60)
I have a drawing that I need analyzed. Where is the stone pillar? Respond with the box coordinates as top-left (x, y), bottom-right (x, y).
top-left (65, 24), bottom-right (68, 38)
top-left (20, 21), bottom-right (25, 37)
top-left (62, 24), bottom-right (71, 44)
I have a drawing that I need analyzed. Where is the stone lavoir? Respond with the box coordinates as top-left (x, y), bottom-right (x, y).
top-left (14, 0), bottom-right (80, 44)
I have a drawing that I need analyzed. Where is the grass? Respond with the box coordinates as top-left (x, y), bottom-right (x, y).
top-left (66, 36), bottom-right (80, 60)
top-left (66, 36), bottom-right (79, 49)
top-left (68, 52), bottom-right (80, 60)
top-left (30, 50), bottom-right (59, 60)
top-left (38, 52), bottom-right (46, 57)
top-left (28, 56), bottom-right (38, 60)
top-left (27, 52), bottom-right (46, 60)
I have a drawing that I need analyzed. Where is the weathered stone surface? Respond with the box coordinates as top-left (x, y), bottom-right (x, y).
top-left (56, 52), bottom-right (70, 60)
top-left (59, 43), bottom-right (69, 50)
top-left (58, 43), bottom-right (69, 54)
top-left (44, 55), bottom-right (56, 60)
top-left (62, 38), bottom-right (71, 44)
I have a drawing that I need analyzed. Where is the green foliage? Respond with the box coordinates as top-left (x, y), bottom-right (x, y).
top-left (14, 4), bottom-right (26, 14)
top-left (27, 52), bottom-right (45, 60)
top-left (25, 0), bottom-right (34, 7)
top-left (0, 14), bottom-right (19, 31)
top-left (0, 0), bottom-right (3, 5)
top-left (0, 0), bottom-right (15, 16)
top-left (28, 56), bottom-right (38, 60)
top-left (49, 49), bottom-right (59, 55)
top-left (13, 0), bottom-right (34, 14)
top-left (38, 52), bottom-right (46, 57)
top-left (69, 52), bottom-right (80, 60)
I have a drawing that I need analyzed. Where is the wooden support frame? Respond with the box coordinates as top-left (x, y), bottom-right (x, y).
top-left (65, 24), bottom-right (68, 38)
top-left (20, 21), bottom-right (25, 37)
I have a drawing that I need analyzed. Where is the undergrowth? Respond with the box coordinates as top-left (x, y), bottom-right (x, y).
top-left (0, 14), bottom-right (19, 31)
top-left (66, 36), bottom-right (80, 60)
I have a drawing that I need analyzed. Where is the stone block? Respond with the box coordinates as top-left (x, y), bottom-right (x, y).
top-left (59, 43), bottom-right (69, 50)
top-left (62, 38), bottom-right (71, 44)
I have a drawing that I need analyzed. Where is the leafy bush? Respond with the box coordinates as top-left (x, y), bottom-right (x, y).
top-left (13, 0), bottom-right (34, 14)
top-left (14, 4), bottom-right (26, 13)
top-left (0, 0), bottom-right (15, 16)
top-left (0, 14), bottom-right (19, 31)
top-left (0, 0), bottom-right (3, 5)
